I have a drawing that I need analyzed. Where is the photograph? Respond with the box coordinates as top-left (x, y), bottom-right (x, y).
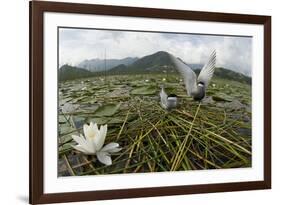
top-left (57, 27), bottom-right (252, 176)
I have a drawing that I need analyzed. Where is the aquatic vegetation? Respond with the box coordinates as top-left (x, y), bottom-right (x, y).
top-left (58, 74), bottom-right (251, 176)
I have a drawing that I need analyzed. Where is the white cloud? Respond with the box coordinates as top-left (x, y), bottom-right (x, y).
top-left (59, 28), bottom-right (252, 76)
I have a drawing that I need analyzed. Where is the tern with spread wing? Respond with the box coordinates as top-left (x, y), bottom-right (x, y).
top-left (170, 50), bottom-right (216, 101)
top-left (160, 50), bottom-right (216, 109)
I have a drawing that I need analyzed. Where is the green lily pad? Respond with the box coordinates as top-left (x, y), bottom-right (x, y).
top-left (105, 89), bottom-right (129, 98)
top-left (92, 103), bottom-right (121, 117)
top-left (76, 104), bottom-right (99, 113)
top-left (73, 96), bottom-right (88, 103)
top-left (131, 86), bottom-right (157, 95)
top-left (59, 115), bottom-right (68, 124)
top-left (107, 117), bottom-right (125, 124)
top-left (60, 134), bottom-right (73, 144)
top-left (59, 123), bottom-right (74, 135)
top-left (212, 93), bottom-right (233, 102)
top-left (60, 97), bottom-right (73, 105)
top-left (86, 117), bottom-right (109, 125)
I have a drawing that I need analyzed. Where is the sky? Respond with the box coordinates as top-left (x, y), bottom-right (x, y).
top-left (59, 28), bottom-right (252, 76)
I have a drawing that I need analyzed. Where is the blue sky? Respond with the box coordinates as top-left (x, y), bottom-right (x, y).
top-left (59, 28), bottom-right (252, 76)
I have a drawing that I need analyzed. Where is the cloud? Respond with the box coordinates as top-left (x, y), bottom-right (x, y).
top-left (59, 28), bottom-right (252, 76)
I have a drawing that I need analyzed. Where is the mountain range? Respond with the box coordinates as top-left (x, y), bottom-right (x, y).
top-left (59, 51), bottom-right (251, 84)
top-left (59, 65), bottom-right (94, 81)
top-left (77, 57), bottom-right (138, 72)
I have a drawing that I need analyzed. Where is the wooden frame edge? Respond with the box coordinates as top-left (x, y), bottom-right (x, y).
top-left (263, 16), bottom-right (272, 189)
top-left (30, 1), bottom-right (44, 204)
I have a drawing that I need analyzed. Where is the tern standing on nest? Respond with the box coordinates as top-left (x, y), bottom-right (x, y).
top-left (160, 50), bottom-right (216, 110)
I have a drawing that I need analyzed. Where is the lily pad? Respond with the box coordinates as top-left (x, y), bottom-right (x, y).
top-left (107, 117), bottom-right (126, 124)
top-left (59, 123), bottom-right (74, 135)
top-left (212, 93), bottom-right (233, 102)
top-left (72, 116), bottom-right (85, 129)
top-left (86, 117), bottom-right (109, 125)
top-left (105, 89), bottom-right (129, 98)
top-left (92, 103), bottom-right (121, 117)
top-left (60, 134), bottom-right (73, 144)
top-left (76, 104), bottom-right (99, 113)
top-left (131, 86), bottom-right (157, 95)
top-left (59, 115), bottom-right (68, 124)
top-left (73, 96), bottom-right (88, 103)
top-left (60, 97), bottom-right (73, 105)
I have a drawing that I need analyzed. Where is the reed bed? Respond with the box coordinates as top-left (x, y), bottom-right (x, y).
top-left (58, 74), bottom-right (251, 176)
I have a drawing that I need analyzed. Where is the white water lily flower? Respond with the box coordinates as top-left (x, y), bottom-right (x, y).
top-left (71, 122), bottom-right (121, 165)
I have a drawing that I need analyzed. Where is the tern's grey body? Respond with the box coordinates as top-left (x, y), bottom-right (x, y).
top-left (169, 50), bottom-right (216, 101)
top-left (192, 83), bottom-right (205, 101)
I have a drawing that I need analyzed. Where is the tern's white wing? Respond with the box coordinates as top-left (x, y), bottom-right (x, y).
top-left (169, 54), bottom-right (197, 96)
top-left (197, 50), bottom-right (216, 88)
top-left (160, 87), bottom-right (168, 109)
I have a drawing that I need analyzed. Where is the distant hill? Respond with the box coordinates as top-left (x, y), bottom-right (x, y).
top-left (109, 51), bottom-right (175, 74)
top-left (109, 51), bottom-right (251, 84)
top-left (77, 57), bottom-right (138, 72)
top-left (109, 51), bottom-right (208, 75)
top-left (213, 67), bottom-right (251, 84)
top-left (60, 51), bottom-right (251, 84)
top-left (59, 64), bottom-right (94, 81)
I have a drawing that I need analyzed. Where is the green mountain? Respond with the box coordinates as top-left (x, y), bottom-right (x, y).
top-left (59, 64), bottom-right (94, 81)
top-left (109, 51), bottom-right (251, 84)
top-left (59, 51), bottom-right (251, 84)
top-left (77, 57), bottom-right (138, 72)
top-left (212, 67), bottom-right (251, 84)
top-left (109, 51), bottom-right (175, 74)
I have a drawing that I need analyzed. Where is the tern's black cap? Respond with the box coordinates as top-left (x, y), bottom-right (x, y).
top-left (168, 94), bottom-right (177, 97)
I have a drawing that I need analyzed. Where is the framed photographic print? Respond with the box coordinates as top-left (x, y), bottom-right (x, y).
top-left (29, 1), bottom-right (271, 204)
